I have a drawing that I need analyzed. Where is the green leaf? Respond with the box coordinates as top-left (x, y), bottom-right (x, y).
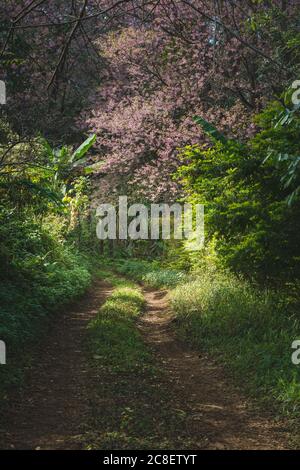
top-left (71, 134), bottom-right (96, 163)
top-left (41, 138), bottom-right (54, 159)
top-left (0, 179), bottom-right (62, 204)
top-left (84, 167), bottom-right (95, 175)
top-left (193, 116), bottom-right (227, 143)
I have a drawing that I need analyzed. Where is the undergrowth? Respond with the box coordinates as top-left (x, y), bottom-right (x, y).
top-left (0, 212), bottom-right (92, 394)
top-left (171, 271), bottom-right (300, 417)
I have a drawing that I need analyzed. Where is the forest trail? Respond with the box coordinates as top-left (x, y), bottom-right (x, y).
top-left (139, 288), bottom-right (290, 450)
top-left (0, 280), bottom-right (290, 450)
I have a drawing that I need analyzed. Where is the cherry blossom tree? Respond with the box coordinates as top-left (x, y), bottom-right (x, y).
top-left (82, 0), bottom-right (299, 202)
top-left (1, 1), bottom-right (299, 202)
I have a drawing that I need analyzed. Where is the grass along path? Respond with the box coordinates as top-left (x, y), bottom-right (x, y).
top-left (0, 271), bottom-right (292, 449)
top-left (114, 259), bottom-right (300, 420)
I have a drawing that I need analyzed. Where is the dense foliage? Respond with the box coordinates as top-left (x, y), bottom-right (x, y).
top-left (177, 95), bottom-right (300, 285)
top-left (0, 119), bottom-right (96, 390)
top-left (171, 269), bottom-right (300, 416)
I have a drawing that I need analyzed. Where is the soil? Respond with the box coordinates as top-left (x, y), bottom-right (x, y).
top-left (0, 280), bottom-right (291, 450)
top-left (139, 288), bottom-right (291, 450)
top-left (0, 279), bottom-right (113, 450)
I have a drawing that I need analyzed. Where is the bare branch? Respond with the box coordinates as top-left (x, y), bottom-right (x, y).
top-left (181, 0), bottom-right (291, 74)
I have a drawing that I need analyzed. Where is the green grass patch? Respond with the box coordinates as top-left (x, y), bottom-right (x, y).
top-left (88, 285), bottom-right (148, 372)
top-left (93, 266), bottom-right (137, 289)
top-left (108, 257), bottom-right (300, 419)
top-left (113, 258), bottom-right (189, 288)
top-left (86, 280), bottom-right (196, 449)
top-left (170, 270), bottom-right (300, 417)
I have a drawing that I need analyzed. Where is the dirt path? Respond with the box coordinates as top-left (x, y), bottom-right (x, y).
top-left (139, 288), bottom-right (291, 450)
top-left (0, 280), bottom-right (291, 450)
top-left (0, 279), bottom-right (113, 450)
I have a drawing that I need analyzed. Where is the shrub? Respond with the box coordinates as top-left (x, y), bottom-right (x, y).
top-left (171, 270), bottom-right (300, 415)
top-left (176, 99), bottom-right (300, 285)
top-left (0, 210), bottom-right (91, 392)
